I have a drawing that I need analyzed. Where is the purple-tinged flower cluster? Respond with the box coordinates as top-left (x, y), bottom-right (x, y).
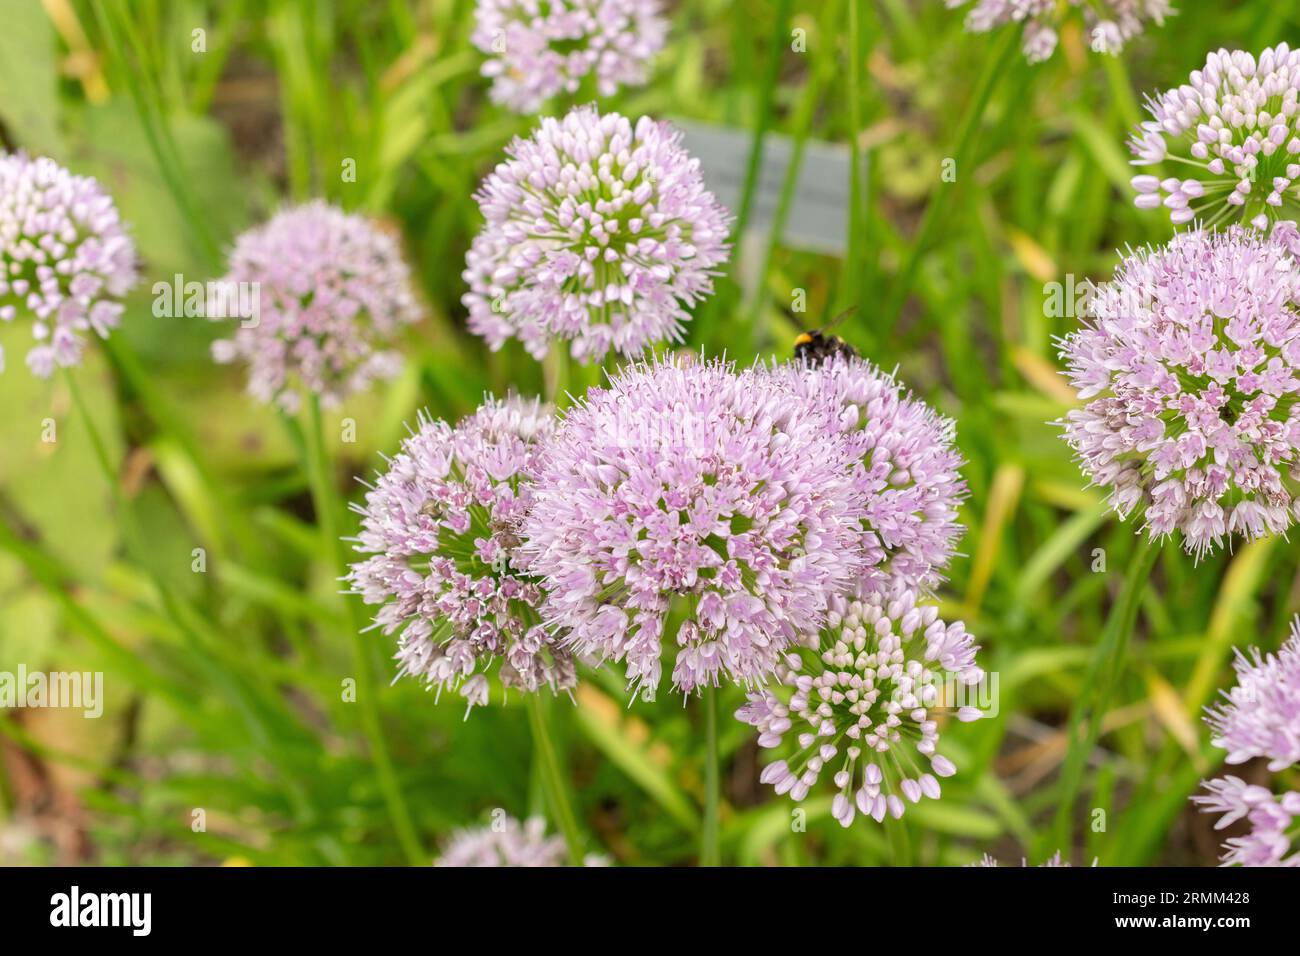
top-left (347, 396), bottom-right (575, 714)
top-left (434, 815), bottom-right (585, 867)
top-left (0, 154), bottom-right (137, 377)
top-left (211, 201), bottom-right (422, 413)
top-left (945, 1), bottom-right (1171, 64)
top-left (462, 106), bottom-right (731, 364)
top-left (1193, 777), bottom-right (1300, 867)
top-left (472, 0), bottom-right (666, 114)
top-left (518, 357), bottom-right (865, 697)
top-left (1195, 618), bottom-right (1300, 866)
top-left (1130, 45), bottom-right (1300, 230)
top-left (969, 851), bottom-right (1081, 867)
top-left (1205, 621), bottom-right (1300, 771)
top-left (764, 356), bottom-right (967, 593)
top-left (736, 581), bottom-right (983, 826)
top-left (1057, 227), bottom-right (1300, 559)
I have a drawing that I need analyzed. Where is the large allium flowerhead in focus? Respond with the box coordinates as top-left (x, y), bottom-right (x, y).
top-left (1057, 227), bottom-right (1300, 559)
top-left (462, 107), bottom-right (731, 364)
top-left (1205, 620), bottom-right (1300, 771)
top-left (347, 396), bottom-right (575, 715)
top-left (764, 355), bottom-right (967, 593)
top-left (1193, 777), bottom-right (1300, 867)
top-left (736, 581), bottom-right (983, 826)
top-left (945, 1), bottom-right (1171, 64)
top-left (1130, 45), bottom-right (1300, 230)
top-left (0, 154), bottom-right (137, 377)
top-left (518, 357), bottom-right (865, 697)
top-left (210, 201), bottom-right (422, 413)
top-left (472, 0), bottom-right (666, 114)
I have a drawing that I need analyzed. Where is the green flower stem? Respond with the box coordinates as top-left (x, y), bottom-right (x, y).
top-left (701, 684), bottom-right (722, 867)
top-left (300, 394), bottom-right (425, 866)
top-left (63, 369), bottom-right (325, 832)
top-left (92, 0), bottom-right (223, 270)
top-left (843, 0), bottom-right (867, 321)
top-left (65, 369), bottom-right (184, 577)
top-left (102, 335), bottom-right (267, 567)
top-left (544, 340), bottom-right (570, 405)
top-left (1051, 534), bottom-right (1161, 852)
top-left (746, 0), bottom-right (843, 353)
top-left (64, 369), bottom-right (133, 541)
top-left (731, 0), bottom-right (792, 257)
top-left (0, 513), bottom-right (201, 724)
top-left (693, 0), bottom-right (791, 351)
top-left (885, 814), bottom-right (913, 866)
top-left (525, 694), bottom-right (585, 866)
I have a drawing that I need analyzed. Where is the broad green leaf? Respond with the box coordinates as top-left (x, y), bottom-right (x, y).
top-left (0, 1), bottom-right (63, 154)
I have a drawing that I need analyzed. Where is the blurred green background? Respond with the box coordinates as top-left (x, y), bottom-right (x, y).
top-left (1, 0), bottom-right (1296, 866)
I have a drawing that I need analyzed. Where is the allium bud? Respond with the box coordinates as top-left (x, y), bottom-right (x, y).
top-left (347, 396), bottom-right (575, 715)
top-left (736, 581), bottom-right (984, 826)
top-left (472, 0), bottom-right (666, 114)
top-left (211, 201), bottom-right (422, 413)
top-left (1129, 45), bottom-right (1300, 229)
top-left (0, 153), bottom-right (137, 377)
top-left (462, 106), bottom-right (731, 364)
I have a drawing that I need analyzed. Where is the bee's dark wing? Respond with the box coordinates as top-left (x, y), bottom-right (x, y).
top-left (817, 306), bottom-right (858, 335)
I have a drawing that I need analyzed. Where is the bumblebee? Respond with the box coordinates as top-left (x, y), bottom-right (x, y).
top-left (793, 308), bottom-right (859, 365)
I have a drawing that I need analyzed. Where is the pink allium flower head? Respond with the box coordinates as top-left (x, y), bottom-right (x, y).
top-left (945, 1), bottom-right (1171, 64)
top-left (0, 154), bottom-right (137, 377)
top-left (1193, 777), bottom-right (1300, 867)
top-left (1130, 45), bottom-right (1300, 230)
top-left (211, 201), bottom-right (422, 413)
top-left (764, 355), bottom-right (967, 593)
top-left (1194, 617), bottom-right (1300, 866)
top-left (462, 107), bottom-right (731, 364)
top-left (968, 850), bottom-right (1084, 867)
top-left (472, 0), bottom-right (666, 114)
top-left (347, 396), bottom-right (575, 715)
top-left (436, 815), bottom-right (566, 866)
top-left (434, 815), bottom-right (609, 867)
top-left (518, 356), bottom-right (865, 697)
top-left (1205, 620), bottom-right (1300, 771)
top-left (736, 580), bottom-right (984, 827)
top-left (1057, 227), bottom-right (1300, 559)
